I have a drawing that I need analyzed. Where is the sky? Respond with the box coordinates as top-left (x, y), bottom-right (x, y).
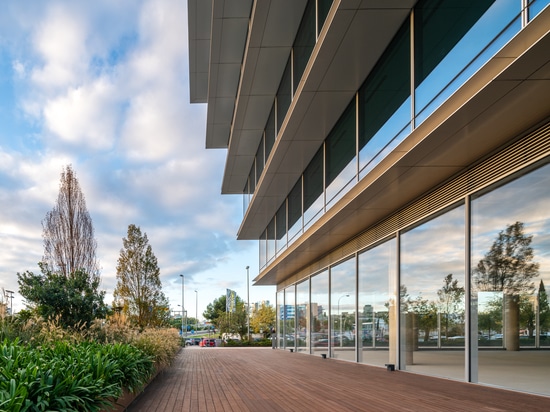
top-left (0, 0), bottom-right (274, 319)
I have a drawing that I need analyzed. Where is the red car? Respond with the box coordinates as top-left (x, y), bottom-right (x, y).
top-left (199, 338), bottom-right (216, 347)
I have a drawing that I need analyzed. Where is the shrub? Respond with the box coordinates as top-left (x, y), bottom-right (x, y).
top-left (0, 339), bottom-right (154, 411)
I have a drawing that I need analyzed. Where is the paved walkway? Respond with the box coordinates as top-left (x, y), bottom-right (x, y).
top-left (127, 346), bottom-right (550, 411)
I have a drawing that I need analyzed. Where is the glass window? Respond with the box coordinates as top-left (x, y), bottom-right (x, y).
top-left (293, 0), bottom-right (316, 94)
top-left (277, 290), bottom-right (284, 348)
top-left (265, 105), bottom-right (276, 160)
top-left (400, 205), bottom-right (466, 380)
top-left (296, 280), bottom-right (310, 353)
top-left (288, 178), bottom-right (303, 242)
top-left (266, 217), bottom-right (276, 265)
top-left (414, 0), bottom-right (520, 125)
top-left (277, 58), bottom-right (292, 133)
top-left (311, 269), bottom-right (329, 356)
top-left (255, 135), bottom-right (265, 183)
top-left (248, 164), bottom-right (255, 195)
top-left (303, 147), bottom-right (324, 228)
top-left (358, 18), bottom-right (411, 180)
top-left (259, 229), bottom-right (266, 270)
top-left (275, 201), bottom-right (287, 254)
top-left (358, 238), bottom-right (396, 367)
top-left (317, 0), bottom-right (333, 34)
top-left (471, 162), bottom-right (550, 396)
top-left (325, 98), bottom-right (357, 207)
top-left (284, 286), bottom-right (296, 349)
top-left (330, 258), bottom-right (356, 360)
top-left (529, 0), bottom-right (550, 21)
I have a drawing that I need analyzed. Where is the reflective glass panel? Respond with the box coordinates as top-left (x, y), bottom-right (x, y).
top-left (317, 0), bottom-right (333, 34)
top-left (293, 0), bottom-right (316, 94)
top-left (284, 286), bottom-right (296, 350)
top-left (471, 162), bottom-right (550, 396)
top-left (358, 238), bottom-right (396, 367)
top-left (529, 0), bottom-right (550, 21)
top-left (400, 205), bottom-right (466, 380)
top-left (288, 178), bottom-right (302, 242)
top-left (303, 147), bottom-right (324, 227)
top-left (358, 18), bottom-right (411, 180)
top-left (296, 280), bottom-right (310, 352)
top-left (325, 99), bottom-right (357, 207)
top-left (259, 229), bottom-right (266, 270)
top-left (275, 201), bottom-right (287, 254)
top-left (265, 105), bottom-right (276, 158)
top-left (311, 269), bottom-right (329, 357)
top-left (277, 58), bottom-right (292, 133)
top-left (330, 258), bottom-right (356, 361)
top-left (277, 290), bottom-right (284, 348)
top-left (255, 135), bottom-right (265, 183)
top-left (414, 0), bottom-right (520, 125)
top-left (266, 217), bottom-right (276, 265)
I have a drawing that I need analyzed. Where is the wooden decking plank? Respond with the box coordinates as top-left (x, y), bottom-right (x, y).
top-left (127, 347), bottom-right (550, 411)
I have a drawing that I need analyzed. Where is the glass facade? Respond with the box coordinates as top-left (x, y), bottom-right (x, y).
top-left (330, 258), bottom-right (356, 360)
top-left (256, 0), bottom-right (550, 269)
top-left (400, 206), bottom-right (466, 380)
top-left (358, 238), bottom-right (396, 367)
top-left (471, 163), bottom-right (550, 394)
top-left (277, 157), bottom-right (550, 395)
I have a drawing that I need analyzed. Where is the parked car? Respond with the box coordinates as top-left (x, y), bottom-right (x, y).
top-left (186, 338), bottom-right (202, 346)
top-left (199, 338), bottom-right (216, 347)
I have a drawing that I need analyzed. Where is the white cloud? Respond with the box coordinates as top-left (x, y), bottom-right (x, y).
top-left (30, 5), bottom-right (89, 90)
top-left (43, 78), bottom-right (118, 150)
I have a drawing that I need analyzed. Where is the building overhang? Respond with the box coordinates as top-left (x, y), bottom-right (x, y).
top-left (253, 7), bottom-right (550, 285)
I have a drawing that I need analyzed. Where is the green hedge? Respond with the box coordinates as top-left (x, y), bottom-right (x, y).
top-left (0, 339), bottom-right (154, 412)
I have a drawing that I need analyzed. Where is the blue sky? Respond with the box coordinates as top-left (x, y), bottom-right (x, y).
top-left (0, 0), bottom-right (274, 318)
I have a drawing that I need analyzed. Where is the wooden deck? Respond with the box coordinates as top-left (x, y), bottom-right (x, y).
top-left (127, 347), bottom-right (550, 411)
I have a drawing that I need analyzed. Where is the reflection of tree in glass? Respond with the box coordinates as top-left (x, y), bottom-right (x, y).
top-left (478, 295), bottom-right (503, 338)
top-left (539, 281), bottom-right (550, 332)
top-left (473, 221), bottom-right (539, 294)
top-left (473, 222), bottom-right (539, 350)
top-left (437, 274), bottom-right (465, 339)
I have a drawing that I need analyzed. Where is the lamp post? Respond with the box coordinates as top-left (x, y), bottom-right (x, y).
top-left (338, 294), bottom-right (350, 347)
top-left (195, 289), bottom-right (198, 330)
top-left (4, 290), bottom-right (14, 316)
top-left (246, 265), bottom-right (250, 342)
top-left (180, 274), bottom-right (186, 337)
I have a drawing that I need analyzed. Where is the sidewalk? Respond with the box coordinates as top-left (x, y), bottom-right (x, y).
top-left (127, 346), bottom-right (550, 411)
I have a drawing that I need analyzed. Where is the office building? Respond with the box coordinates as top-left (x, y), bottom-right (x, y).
top-left (188, 0), bottom-right (550, 396)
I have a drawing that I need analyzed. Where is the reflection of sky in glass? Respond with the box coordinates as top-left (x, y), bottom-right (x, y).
top-left (359, 238), bottom-right (396, 312)
top-left (415, 1), bottom-right (519, 124)
top-left (331, 258), bottom-right (356, 313)
top-left (401, 205), bottom-right (465, 302)
top-left (472, 163), bottom-right (550, 286)
top-left (311, 270), bottom-right (329, 316)
top-left (359, 99), bottom-right (411, 180)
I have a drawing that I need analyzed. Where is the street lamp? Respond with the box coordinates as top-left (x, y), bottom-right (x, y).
top-left (180, 274), bottom-right (186, 337)
top-left (246, 265), bottom-right (250, 342)
top-left (4, 290), bottom-right (14, 316)
top-left (338, 294), bottom-right (350, 347)
top-left (195, 290), bottom-right (198, 330)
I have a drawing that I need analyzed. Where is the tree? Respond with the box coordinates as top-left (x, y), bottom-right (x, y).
top-left (18, 263), bottom-right (107, 327)
top-left (203, 293), bottom-right (247, 337)
top-left (250, 303), bottom-right (276, 336)
top-left (539, 280), bottom-right (550, 332)
top-left (113, 224), bottom-right (168, 328)
top-left (17, 165), bottom-right (107, 327)
top-left (42, 165), bottom-right (100, 277)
